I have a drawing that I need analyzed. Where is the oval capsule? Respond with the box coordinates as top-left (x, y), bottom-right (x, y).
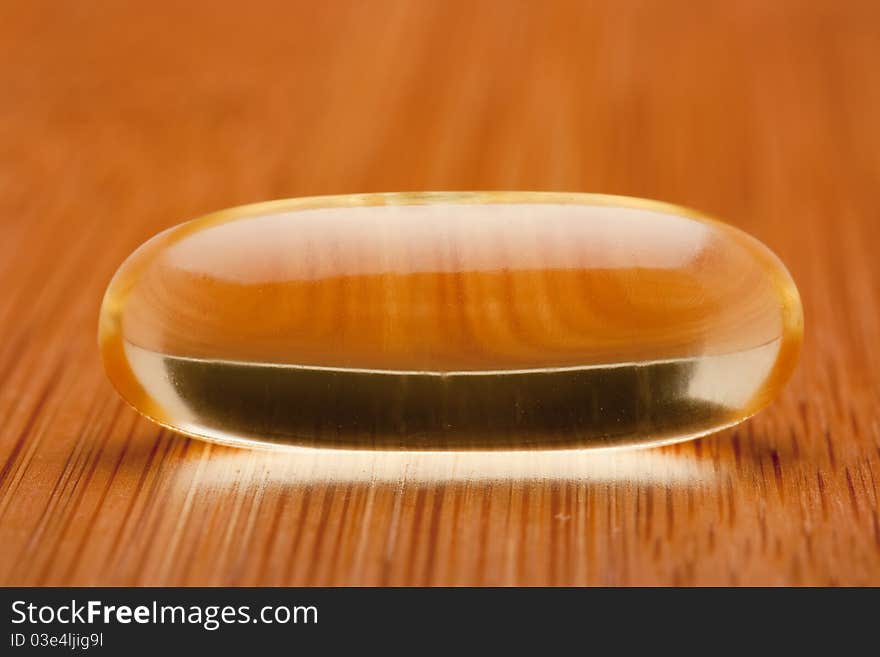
top-left (99, 192), bottom-right (803, 450)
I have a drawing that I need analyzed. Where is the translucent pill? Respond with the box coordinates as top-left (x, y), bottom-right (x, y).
top-left (99, 192), bottom-right (803, 450)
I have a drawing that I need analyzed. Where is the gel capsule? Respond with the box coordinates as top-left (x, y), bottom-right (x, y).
top-left (99, 192), bottom-right (803, 450)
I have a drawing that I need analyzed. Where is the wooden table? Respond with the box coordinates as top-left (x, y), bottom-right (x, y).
top-left (2, 0), bottom-right (878, 586)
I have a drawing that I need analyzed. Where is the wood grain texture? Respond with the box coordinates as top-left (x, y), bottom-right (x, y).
top-left (1, 0), bottom-right (878, 585)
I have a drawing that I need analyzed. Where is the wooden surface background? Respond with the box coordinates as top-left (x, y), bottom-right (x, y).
top-left (1, 0), bottom-right (878, 586)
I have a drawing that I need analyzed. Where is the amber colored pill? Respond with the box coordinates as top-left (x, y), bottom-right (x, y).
top-left (99, 192), bottom-right (803, 450)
